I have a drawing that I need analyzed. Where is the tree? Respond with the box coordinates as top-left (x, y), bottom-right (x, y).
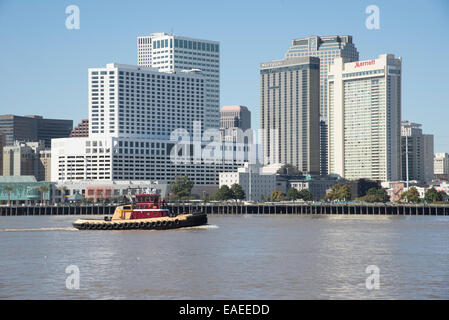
top-left (170, 175), bottom-right (194, 199)
top-left (325, 184), bottom-right (351, 201)
top-left (424, 187), bottom-right (442, 203)
top-left (37, 185), bottom-right (50, 204)
top-left (298, 189), bottom-right (314, 201)
top-left (401, 187), bottom-right (421, 203)
top-left (3, 185), bottom-right (14, 206)
top-left (358, 188), bottom-right (389, 203)
top-left (286, 188), bottom-right (300, 200)
top-left (271, 189), bottom-right (285, 202)
top-left (230, 183), bottom-right (245, 201)
top-left (212, 185), bottom-right (234, 201)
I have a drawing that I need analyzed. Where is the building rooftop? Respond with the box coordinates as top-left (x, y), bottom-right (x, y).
top-left (0, 176), bottom-right (37, 183)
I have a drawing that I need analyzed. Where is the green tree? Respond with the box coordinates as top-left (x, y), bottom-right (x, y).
top-left (286, 187), bottom-right (300, 200)
top-left (325, 184), bottom-right (351, 201)
top-left (212, 185), bottom-right (234, 201)
top-left (3, 185), bottom-right (14, 206)
top-left (424, 187), bottom-right (442, 203)
top-left (170, 175), bottom-right (194, 199)
top-left (271, 189), bottom-right (285, 202)
top-left (298, 189), bottom-right (314, 201)
top-left (230, 183), bottom-right (245, 201)
top-left (358, 188), bottom-right (389, 203)
top-left (401, 187), bottom-right (421, 203)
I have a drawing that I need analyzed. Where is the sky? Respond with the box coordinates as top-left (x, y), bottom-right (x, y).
top-left (1, 0), bottom-right (449, 151)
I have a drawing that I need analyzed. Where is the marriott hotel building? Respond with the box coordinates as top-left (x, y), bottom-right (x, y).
top-left (327, 54), bottom-right (402, 182)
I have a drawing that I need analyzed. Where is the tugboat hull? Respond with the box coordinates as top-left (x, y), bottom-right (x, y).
top-left (73, 213), bottom-right (207, 231)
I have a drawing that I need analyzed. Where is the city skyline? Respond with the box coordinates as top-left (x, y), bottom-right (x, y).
top-left (0, 0), bottom-right (449, 152)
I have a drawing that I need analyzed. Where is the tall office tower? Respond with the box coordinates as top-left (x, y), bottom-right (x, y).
top-left (285, 35), bottom-right (359, 175)
top-left (52, 63), bottom-right (244, 185)
top-left (70, 119), bottom-right (89, 137)
top-left (260, 57), bottom-right (320, 175)
top-left (434, 153), bottom-right (449, 180)
top-left (328, 54), bottom-right (402, 182)
top-left (401, 121), bottom-right (434, 183)
top-left (220, 105), bottom-right (251, 142)
top-left (137, 32), bottom-right (220, 130)
top-left (0, 115), bottom-right (73, 148)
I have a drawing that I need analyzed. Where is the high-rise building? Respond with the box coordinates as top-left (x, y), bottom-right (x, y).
top-left (285, 35), bottom-right (359, 175)
top-left (401, 121), bottom-right (434, 183)
top-left (52, 63), bottom-right (245, 185)
top-left (70, 119), bottom-right (89, 137)
top-left (260, 57), bottom-right (320, 174)
top-left (137, 32), bottom-right (220, 130)
top-left (0, 115), bottom-right (73, 148)
top-left (220, 105), bottom-right (251, 142)
top-left (328, 54), bottom-right (402, 182)
top-left (434, 153), bottom-right (449, 181)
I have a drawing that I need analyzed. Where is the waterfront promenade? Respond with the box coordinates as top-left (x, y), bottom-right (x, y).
top-left (1, 202), bottom-right (449, 216)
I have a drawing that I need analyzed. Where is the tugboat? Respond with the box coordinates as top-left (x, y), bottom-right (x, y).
top-left (72, 193), bottom-right (207, 230)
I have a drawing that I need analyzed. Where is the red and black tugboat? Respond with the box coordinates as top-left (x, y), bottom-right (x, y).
top-left (73, 193), bottom-right (207, 230)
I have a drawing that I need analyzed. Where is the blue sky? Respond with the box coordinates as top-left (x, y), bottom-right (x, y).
top-left (1, 0), bottom-right (449, 151)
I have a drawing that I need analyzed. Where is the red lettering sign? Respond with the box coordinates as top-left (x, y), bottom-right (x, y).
top-left (355, 59), bottom-right (375, 68)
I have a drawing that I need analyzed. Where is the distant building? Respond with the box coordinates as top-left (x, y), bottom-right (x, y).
top-left (434, 153), bottom-right (449, 181)
top-left (38, 149), bottom-right (52, 182)
top-left (401, 121), bottom-right (434, 183)
top-left (0, 115), bottom-right (73, 148)
top-left (260, 57), bottom-right (320, 174)
top-left (220, 105), bottom-right (251, 142)
top-left (70, 119), bottom-right (89, 137)
top-left (328, 54), bottom-right (402, 182)
top-left (2, 141), bottom-right (48, 181)
top-left (288, 175), bottom-right (346, 201)
top-left (0, 132), bottom-right (5, 175)
top-left (219, 163), bottom-right (276, 201)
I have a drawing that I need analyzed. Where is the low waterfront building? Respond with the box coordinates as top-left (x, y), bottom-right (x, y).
top-left (0, 176), bottom-right (54, 204)
top-left (219, 163), bottom-right (276, 201)
top-left (288, 175), bottom-right (346, 201)
top-left (55, 180), bottom-right (167, 203)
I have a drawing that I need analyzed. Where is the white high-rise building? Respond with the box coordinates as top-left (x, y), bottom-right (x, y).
top-left (327, 54), bottom-right (402, 182)
top-left (52, 63), bottom-right (245, 185)
top-left (137, 32), bottom-right (220, 130)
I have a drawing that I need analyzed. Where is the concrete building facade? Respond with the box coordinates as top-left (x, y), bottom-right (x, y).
top-left (327, 54), bottom-right (402, 182)
top-left (137, 32), bottom-right (220, 129)
top-left (260, 57), bottom-right (320, 175)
